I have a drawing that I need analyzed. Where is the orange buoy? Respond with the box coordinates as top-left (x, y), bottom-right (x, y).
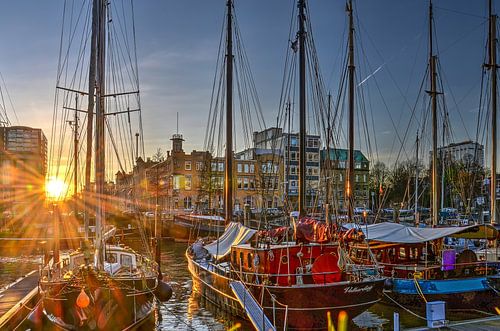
top-left (76, 288), bottom-right (90, 308)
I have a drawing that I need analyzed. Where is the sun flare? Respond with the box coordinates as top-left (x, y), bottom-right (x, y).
top-left (46, 178), bottom-right (68, 200)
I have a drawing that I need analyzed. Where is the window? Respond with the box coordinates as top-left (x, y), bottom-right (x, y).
top-left (290, 136), bottom-right (298, 147)
top-left (237, 177), bottom-right (243, 189)
top-left (244, 178), bottom-right (249, 189)
top-left (250, 164), bottom-right (255, 173)
top-left (244, 164), bottom-right (249, 173)
top-left (218, 162), bottom-right (224, 172)
top-left (184, 196), bottom-right (192, 209)
top-left (196, 162), bottom-right (203, 171)
top-left (106, 253), bottom-right (118, 264)
top-left (121, 254), bottom-right (133, 267)
top-left (249, 178), bottom-right (255, 189)
top-left (211, 162), bottom-right (217, 172)
top-left (261, 164), bottom-right (267, 173)
top-left (185, 161), bottom-right (191, 170)
top-left (237, 163), bottom-right (243, 173)
top-left (185, 175), bottom-right (192, 190)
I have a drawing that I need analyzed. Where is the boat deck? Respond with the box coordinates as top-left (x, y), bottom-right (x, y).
top-left (0, 270), bottom-right (40, 329)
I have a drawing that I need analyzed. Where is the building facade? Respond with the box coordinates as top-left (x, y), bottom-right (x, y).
top-left (320, 148), bottom-right (370, 212)
top-left (0, 126), bottom-right (47, 217)
top-left (253, 128), bottom-right (320, 210)
top-left (436, 140), bottom-right (484, 168)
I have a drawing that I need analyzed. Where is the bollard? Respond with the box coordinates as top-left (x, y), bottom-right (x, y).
top-left (393, 312), bottom-right (400, 331)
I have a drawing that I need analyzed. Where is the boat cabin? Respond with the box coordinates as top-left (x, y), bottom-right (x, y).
top-left (230, 243), bottom-right (344, 286)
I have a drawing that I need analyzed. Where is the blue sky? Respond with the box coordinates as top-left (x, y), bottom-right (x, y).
top-left (0, 0), bottom-right (495, 169)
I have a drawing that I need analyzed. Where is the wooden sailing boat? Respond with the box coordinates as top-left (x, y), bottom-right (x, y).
top-left (39, 1), bottom-right (170, 329)
top-left (186, 1), bottom-right (385, 329)
top-left (350, 0), bottom-right (500, 314)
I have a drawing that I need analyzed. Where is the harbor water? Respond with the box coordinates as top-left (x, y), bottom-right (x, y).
top-left (1, 241), bottom-right (496, 330)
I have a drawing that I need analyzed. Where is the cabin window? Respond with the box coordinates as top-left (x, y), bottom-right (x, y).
top-left (106, 253), bottom-right (118, 264)
top-left (239, 252), bottom-right (244, 265)
top-left (399, 247), bottom-right (406, 259)
top-left (247, 253), bottom-right (252, 268)
top-left (121, 254), bottom-right (133, 267)
top-left (72, 256), bottom-right (84, 266)
top-left (232, 251), bottom-right (236, 264)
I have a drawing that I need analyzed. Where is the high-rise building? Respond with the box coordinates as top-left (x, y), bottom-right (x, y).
top-left (0, 126), bottom-right (47, 217)
top-left (435, 140), bottom-right (484, 168)
top-left (253, 127), bottom-right (320, 209)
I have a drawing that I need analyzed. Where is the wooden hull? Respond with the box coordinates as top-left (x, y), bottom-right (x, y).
top-left (187, 253), bottom-right (385, 330)
top-left (40, 273), bottom-right (157, 330)
top-left (164, 216), bottom-right (225, 240)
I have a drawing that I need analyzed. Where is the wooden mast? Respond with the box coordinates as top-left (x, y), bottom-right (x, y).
top-left (489, 0), bottom-right (498, 225)
top-left (429, 0), bottom-right (439, 227)
top-left (415, 132), bottom-right (419, 224)
top-left (298, 0), bottom-right (306, 216)
top-left (73, 96), bottom-right (79, 218)
top-left (95, 0), bottom-right (106, 269)
top-left (224, 0), bottom-right (234, 224)
top-left (84, 0), bottom-right (99, 241)
top-left (347, 0), bottom-right (355, 222)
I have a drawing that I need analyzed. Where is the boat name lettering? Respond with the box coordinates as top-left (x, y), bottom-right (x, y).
top-left (344, 285), bottom-right (374, 293)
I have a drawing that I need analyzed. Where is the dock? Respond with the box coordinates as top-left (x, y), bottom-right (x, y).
top-left (0, 270), bottom-right (40, 330)
top-left (405, 315), bottom-right (500, 330)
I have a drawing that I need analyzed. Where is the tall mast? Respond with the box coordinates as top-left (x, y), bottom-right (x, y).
top-left (84, 0), bottom-right (99, 241)
top-left (429, 0), bottom-right (439, 227)
top-left (94, 0), bottom-right (107, 269)
top-left (298, 0), bottom-right (306, 216)
top-left (224, 0), bottom-right (234, 224)
top-left (415, 132), bottom-right (419, 223)
top-left (347, 0), bottom-right (355, 222)
top-left (489, 0), bottom-right (498, 225)
top-left (73, 96), bottom-right (79, 218)
top-left (326, 93), bottom-right (332, 207)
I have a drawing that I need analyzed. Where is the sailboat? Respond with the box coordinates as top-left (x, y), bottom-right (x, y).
top-left (349, 0), bottom-right (500, 314)
top-left (187, 1), bottom-right (385, 329)
top-left (39, 1), bottom-right (171, 329)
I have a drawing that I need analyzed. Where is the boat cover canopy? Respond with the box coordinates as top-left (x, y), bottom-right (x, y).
top-left (204, 222), bottom-right (257, 260)
top-left (345, 222), bottom-right (498, 243)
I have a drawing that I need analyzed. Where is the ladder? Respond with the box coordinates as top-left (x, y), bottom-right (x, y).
top-left (229, 281), bottom-right (276, 331)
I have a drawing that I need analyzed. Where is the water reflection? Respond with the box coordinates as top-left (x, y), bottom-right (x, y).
top-left (0, 240), bottom-right (493, 330)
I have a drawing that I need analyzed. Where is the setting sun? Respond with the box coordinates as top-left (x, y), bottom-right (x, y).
top-left (46, 177), bottom-right (68, 200)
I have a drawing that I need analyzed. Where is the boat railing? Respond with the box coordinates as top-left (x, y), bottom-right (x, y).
top-left (381, 260), bottom-right (499, 279)
top-left (230, 264), bottom-right (382, 285)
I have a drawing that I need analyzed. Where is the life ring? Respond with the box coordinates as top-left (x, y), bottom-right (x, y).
top-left (281, 255), bottom-right (288, 264)
top-left (407, 272), bottom-right (413, 279)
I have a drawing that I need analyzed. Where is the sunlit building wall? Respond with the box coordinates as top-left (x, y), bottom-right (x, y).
top-left (0, 126), bottom-right (47, 217)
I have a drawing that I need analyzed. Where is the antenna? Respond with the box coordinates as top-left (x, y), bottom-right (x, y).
top-left (176, 112), bottom-right (179, 134)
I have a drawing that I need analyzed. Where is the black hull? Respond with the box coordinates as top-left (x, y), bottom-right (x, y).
top-left (187, 254), bottom-right (385, 330)
top-left (40, 274), bottom-right (157, 330)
